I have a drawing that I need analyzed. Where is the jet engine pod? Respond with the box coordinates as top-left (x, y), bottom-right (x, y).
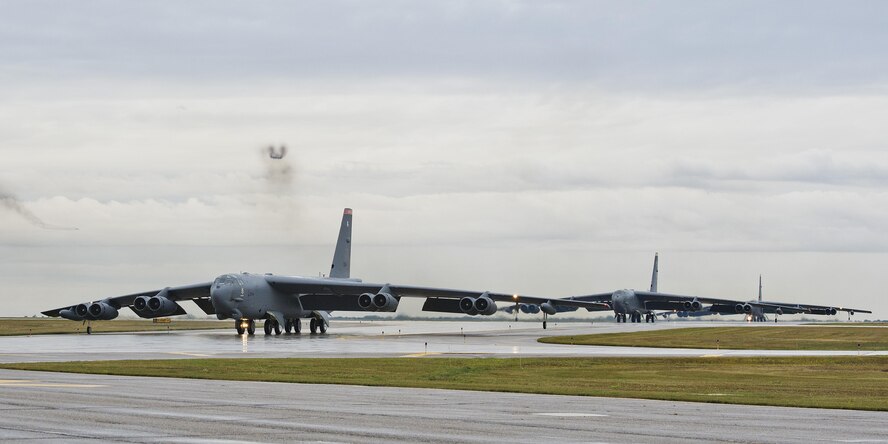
top-left (59, 308), bottom-right (84, 321)
top-left (540, 301), bottom-right (557, 315)
top-left (75, 303), bottom-right (90, 319)
top-left (87, 302), bottom-right (119, 320)
top-left (473, 296), bottom-right (497, 316)
top-left (775, 307), bottom-right (784, 316)
top-left (828, 307), bottom-right (837, 316)
top-left (358, 293), bottom-right (376, 311)
top-left (734, 303), bottom-right (750, 314)
top-left (743, 304), bottom-right (753, 313)
top-left (147, 296), bottom-right (179, 316)
top-left (372, 292), bottom-right (399, 312)
top-left (133, 296), bottom-right (150, 312)
top-left (521, 304), bottom-right (540, 314)
top-left (459, 297), bottom-right (478, 315)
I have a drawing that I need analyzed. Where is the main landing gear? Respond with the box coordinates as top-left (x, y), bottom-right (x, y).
top-left (235, 319), bottom-right (256, 335)
top-left (284, 318), bottom-right (302, 334)
top-left (236, 317), bottom-right (325, 336)
top-left (644, 313), bottom-right (656, 323)
top-left (263, 319), bottom-right (282, 336)
top-left (616, 313), bottom-right (652, 323)
top-left (309, 317), bottom-right (327, 334)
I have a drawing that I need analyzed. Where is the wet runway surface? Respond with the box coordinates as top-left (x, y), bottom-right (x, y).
top-left (1, 321), bottom-right (885, 442)
top-left (0, 320), bottom-right (885, 363)
top-left (1, 368), bottom-right (886, 443)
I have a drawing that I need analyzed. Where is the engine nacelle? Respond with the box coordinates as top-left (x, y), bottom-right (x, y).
top-left (134, 296), bottom-right (150, 312)
top-left (459, 297), bottom-right (478, 315)
top-left (775, 307), bottom-right (784, 316)
top-left (75, 303), bottom-right (90, 318)
top-left (540, 301), bottom-right (557, 315)
top-left (358, 293), bottom-right (376, 311)
top-left (59, 308), bottom-right (84, 321)
top-left (474, 296), bottom-right (497, 316)
top-left (828, 307), bottom-right (837, 316)
top-left (735, 303), bottom-right (752, 314)
top-left (87, 302), bottom-right (119, 320)
top-left (147, 296), bottom-right (178, 315)
top-left (683, 300), bottom-right (703, 312)
top-left (372, 292), bottom-right (399, 312)
top-left (519, 304), bottom-right (540, 314)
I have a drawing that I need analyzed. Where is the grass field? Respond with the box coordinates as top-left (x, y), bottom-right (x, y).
top-left (0, 318), bottom-right (231, 336)
top-left (538, 326), bottom-right (888, 350)
top-left (2, 356), bottom-right (886, 411)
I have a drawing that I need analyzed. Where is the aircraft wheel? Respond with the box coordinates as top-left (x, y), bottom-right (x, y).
top-left (264, 320), bottom-right (272, 335)
top-left (284, 319), bottom-right (293, 334)
top-left (542, 320), bottom-right (547, 329)
top-left (318, 320), bottom-right (327, 334)
top-left (309, 318), bottom-right (318, 334)
top-left (235, 319), bottom-right (245, 335)
top-left (295, 318), bottom-right (302, 334)
top-left (247, 319), bottom-right (255, 335)
top-left (273, 320), bottom-right (282, 335)
top-left (86, 325), bottom-right (92, 335)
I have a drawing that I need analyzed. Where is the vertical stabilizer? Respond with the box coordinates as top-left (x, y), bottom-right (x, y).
top-left (329, 208), bottom-right (353, 279)
top-left (758, 275), bottom-right (762, 302)
top-left (650, 253), bottom-right (659, 293)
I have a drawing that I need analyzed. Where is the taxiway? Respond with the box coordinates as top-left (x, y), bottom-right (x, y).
top-left (0, 368), bottom-right (885, 443)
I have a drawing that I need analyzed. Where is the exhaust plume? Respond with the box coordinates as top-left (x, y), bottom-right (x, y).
top-left (0, 191), bottom-right (78, 230)
top-left (262, 144), bottom-right (294, 189)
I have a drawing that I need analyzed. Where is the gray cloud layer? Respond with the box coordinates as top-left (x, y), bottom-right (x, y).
top-left (1, 1), bottom-right (886, 317)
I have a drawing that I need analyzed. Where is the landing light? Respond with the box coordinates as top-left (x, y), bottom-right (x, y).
top-left (512, 294), bottom-right (518, 300)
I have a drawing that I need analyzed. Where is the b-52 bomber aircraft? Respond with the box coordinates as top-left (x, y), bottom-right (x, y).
top-left (43, 208), bottom-right (611, 334)
top-left (568, 254), bottom-right (871, 323)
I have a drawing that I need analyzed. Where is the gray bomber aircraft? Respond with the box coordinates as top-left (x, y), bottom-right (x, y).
top-left (699, 274), bottom-right (872, 321)
top-left (43, 208), bottom-right (611, 334)
top-left (568, 254), bottom-right (871, 323)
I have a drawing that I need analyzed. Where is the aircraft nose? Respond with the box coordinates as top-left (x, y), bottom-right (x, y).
top-left (210, 283), bottom-right (238, 318)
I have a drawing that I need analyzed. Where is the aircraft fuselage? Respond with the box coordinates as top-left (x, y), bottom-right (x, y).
top-left (211, 273), bottom-right (305, 321)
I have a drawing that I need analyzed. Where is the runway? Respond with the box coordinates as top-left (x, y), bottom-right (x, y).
top-left (0, 368), bottom-right (885, 443)
top-left (0, 320), bottom-right (885, 363)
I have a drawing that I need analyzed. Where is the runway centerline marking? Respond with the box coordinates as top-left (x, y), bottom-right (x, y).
top-left (0, 379), bottom-right (106, 388)
top-left (533, 413), bottom-right (609, 417)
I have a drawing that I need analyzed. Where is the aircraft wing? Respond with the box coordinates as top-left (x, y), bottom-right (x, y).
top-left (759, 301), bottom-right (872, 315)
top-left (265, 276), bottom-right (611, 312)
top-left (41, 282), bottom-right (213, 317)
top-left (572, 291), bottom-right (816, 314)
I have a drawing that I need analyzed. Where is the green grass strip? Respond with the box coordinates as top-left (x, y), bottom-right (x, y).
top-left (539, 326), bottom-right (888, 350)
top-left (0, 318), bottom-right (230, 336)
top-left (2, 356), bottom-right (886, 411)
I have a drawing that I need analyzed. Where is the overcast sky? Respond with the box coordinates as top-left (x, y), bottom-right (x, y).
top-left (1, 1), bottom-right (886, 319)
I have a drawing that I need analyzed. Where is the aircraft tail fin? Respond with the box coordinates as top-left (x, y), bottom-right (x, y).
top-left (650, 252), bottom-right (659, 293)
top-left (329, 208), bottom-right (353, 279)
top-left (758, 275), bottom-right (762, 302)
